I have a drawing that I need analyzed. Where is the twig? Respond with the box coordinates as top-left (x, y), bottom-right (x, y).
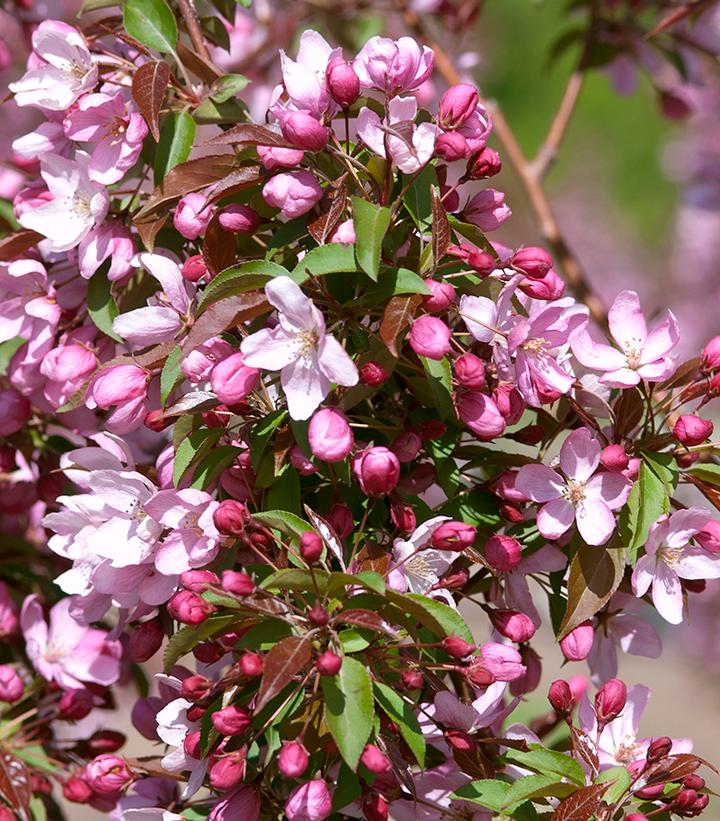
top-left (177, 0), bottom-right (212, 62)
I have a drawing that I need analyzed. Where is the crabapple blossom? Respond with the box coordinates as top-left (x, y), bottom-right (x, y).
top-left (78, 221), bottom-right (135, 281)
top-left (516, 428), bottom-right (632, 545)
top-left (464, 189), bottom-right (512, 231)
top-left (284, 779), bottom-right (333, 821)
top-left (262, 170), bottom-right (323, 218)
top-left (155, 696), bottom-right (208, 799)
top-left (241, 276), bottom-right (358, 420)
top-left (308, 407), bottom-right (354, 462)
top-left (353, 36), bottom-right (434, 93)
top-left (173, 193), bottom-right (215, 240)
top-left (278, 30), bottom-right (340, 118)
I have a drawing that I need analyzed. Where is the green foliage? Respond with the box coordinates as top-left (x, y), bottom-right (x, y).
top-left (123, 0), bottom-right (178, 53)
top-left (321, 656), bottom-right (373, 768)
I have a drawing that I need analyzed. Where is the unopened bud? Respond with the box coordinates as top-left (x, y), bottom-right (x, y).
top-left (63, 777), bottom-right (93, 804)
top-left (484, 535), bottom-right (522, 571)
top-left (390, 500), bottom-right (416, 533)
top-left (181, 254), bottom-right (208, 282)
top-left (222, 570), bottom-right (255, 595)
top-left (442, 635), bottom-right (476, 659)
top-left (673, 414), bottom-right (713, 447)
top-left (454, 352), bottom-right (486, 389)
top-left (701, 335), bottom-right (720, 371)
top-left (180, 674), bottom-right (212, 702)
top-left (167, 590), bottom-right (215, 626)
top-left (401, 669), bottom-right (423, 690)
top-left (438, 83), bottom-right (479, 130)
top-left (445, 729), bottom-right (476, 753)
top-left (213, 499), bottom-right (249, 536)
top-left (510, 246), bottom-right (552, 279)
top-left (646, 736), bottom-right (673, 763)
top-left (127, 618), bottom-right (164, 663)
top-left (492, 610), bottom-right (537, 643)
top-left (548, 680), bottom-right (574, 714)
top-left (431, 521), bottom-right (476, 551)
top-left (326, 58), bottom-right (361, 107)
top-left (559, 620), bottom-right (594, 661)
top-left (359, 361), bottom-right (389, 387)
top-left (209, 750), bottom-right (246, 791)
top-left (316, 651), bottom-right (342, 677)
top-left (360, 743), bottom-right (391, 774)
top-left (238, 651), bottom-right (263, 678)
top-left (465, 146), bottom-right (501, 179)
top-left (308, 605), bottom-right (329, 626)
top-left (467, 248), bottom-right (497, 276)
top-left (600, 444), bottom-right (629, 471)
top-left (594, 678), bottom-right (627, 725)
top-left (181, 569), bottom-right (218, 592)
top-left (300, 531), bottom-right (323, 563)
top-left (279, 740), bottom-right (309, 778)
top-left (212, 704), bottom-right (251, 736)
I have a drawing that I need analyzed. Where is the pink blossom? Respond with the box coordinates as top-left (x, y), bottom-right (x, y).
top-left (63, 92), bottom-right (147, 184)
top-left (308, 407), bottom-right (354, 462)
top-left (631, 508), bottom-right (720, 624)
top-left (12, 119), bottom-right (71, 161)
top-left (208, 786), bottom-right (261, 821)
top-left (21, 595), bottom-right (121, 689)
top-left (241, 276), bottom-right (358, 420)
top-left (78, 221), bottom-right (135, 281)
top-left (278, 30), bottom-right (341, 118)
top-left (390, 762), bottom-right (491, 821)
top-left (357, 96), bottom-right (438, 174)
top-left (354, 36), bottom-right (434, 93)
top-left (457, 391), bottom-right (506, 440)
top-left (9, 21), bottom-right (98, 110)
top-left (40, 334), bottom-right (98, 409)
top-left (86, 364), bottom-right (150, 434)
top-left (210, 352), bottom-right (259, 405)
top-left (284, 779), bottom-right (332, 821)
top-left (328, 218), bottom-right (355, 244)
top-left (571, 290), bottom-right (679, 387)
top-left (0, 259), bottom-right (61, 345)
top-left (515, 428), bottom-right (632, 545)
top-left (464, 189), bottom-right (512, 232)
top-left (388, 516), bottom-right (460, 597)
top-left (257, 145), bottom-right (305, 170)
top-left (262, 171), bottom-right (323, 219)
top-left (155, 696), bottom-right (207, 799)
top-left (173, 193), bottom-right (215, 240)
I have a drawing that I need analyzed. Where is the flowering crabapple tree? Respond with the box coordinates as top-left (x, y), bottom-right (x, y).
top-left (0, 0), bottom-right (720, 819)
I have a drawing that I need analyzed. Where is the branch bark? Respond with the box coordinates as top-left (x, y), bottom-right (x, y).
top-left (177, 0), bottom-right (211, 62)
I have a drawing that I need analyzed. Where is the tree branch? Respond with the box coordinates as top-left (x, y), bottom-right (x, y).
top-left (177, 0), bottom-right (211, 62)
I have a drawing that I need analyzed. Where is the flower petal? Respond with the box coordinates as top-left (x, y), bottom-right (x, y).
top-left (576, 498), bottom-right (615, 545)
top-left (559, 428), bottom-right (601, 483)
top-left (608, 290), bottom-right (647, 352)
top-left (515, 464), bottom-right (565, 502)
top-left (585, 471), bottom-right (632, 510)
top-left (651, 563), bottom-right (684, 624)
top-left (536, 498), bottom-right (575, 539)
top-left (317, 335), bottom-right (358, 387)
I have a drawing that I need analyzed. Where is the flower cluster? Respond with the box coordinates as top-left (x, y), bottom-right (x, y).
top-left (0, 2), bottom-right (718, 820)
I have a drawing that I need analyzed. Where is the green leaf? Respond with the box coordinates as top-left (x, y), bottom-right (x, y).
top-left (321, 656), bottom-right (373, 768)
top-left (198, 261), bottom-right (287, 310)
top-left (387, 592), bottom-right (474, 643)
top-left (194, 96), bottom-right (248, 125)
top-left (619, 460), bottom-right (667, 565)
top-left (0, 337), bottom-right (25, 376)
top-left (14, 746), bottom-right (57, 774)
top-left (210, 73), bottom-right (250, 103)
top-left (266, 467), bottom-right (301, 516)
top-left (504, 744), bottom-right (586, 787)
top-left (160, 344), bottom-right (183, 405)
top-left (448, 215), bottom-right (496, 256)
top-left (502, 773), bottom-right (574, 808)
top-left (30, 797), bottom-right (46, 821)
top-left (291, 243), bottom-right (357, 283)
top-left (252, 510), bottom-right (313, 540)
top-left (595, 766), bottom-right (631, 804)
top-left (173, 428), bottom-right (223, 486)
top-left (688, 463), bottom-right (720, 487)
top-left (154, 111), bottom-right (196, 185)
top-left (190, 444), bottom-right (240, 489)
top-left (402, 164), bottom-right (436, 231)
top-left (249, 410), bottom-right (288, 469)
top-left (87, 262), bottom-right (122, 342)
top-left (123, 0), bottom-right (178, 52)
top-left (236, 620), bottom-right (292, 650)
top-left (420, 355), bottom-right (453, 420)
top-left (452, 779), bottom-right (511, 811)
top-left (163, 613), bottom-right (239, 671)
top-left (331, 764), bottom-right (363, 811)
top-left (373, 682), bottom-right (425, 766)
top-left (351, 196), bottom-right (391, 281)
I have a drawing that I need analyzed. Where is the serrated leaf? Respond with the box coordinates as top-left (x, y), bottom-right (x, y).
top-left (504, 745), bottom-right (585, 787)
top-left (452, 778), bottom-right (510, 810)
top-left (87, 262), bottom-right (122, 342)
top-left (619, 461), bottom-right (667, 565)
top-left (198, 261), bottom-right (287, 311)
top-left (290, 243), bottom-right (357, 283)
top-left (384, 592), bottom-right (473, 643)
top-left (402, 163), bottom-right (436, 231)
top-left (210, 73), bottom-right (250, 103)
top-left (163, 613), bottom-right (239, 672)
top-left (503, 774), bottom-right (572, 808)
top-left (379, 294), bottom-right (422, 357)
top-left (123, 0), bottom-right (178, 53)
top-left (160, 344), bottom-right (183, 405)
top-left (154, 111), bottom-right (196, 185)
top-left (351, 196), bottom-right (391, 281)
top-left (131, 60), bottom-right (170, 142)
top-left (190, 445), bottom-right (240, 489)
top-left (595, 766), bottom-right (631, 804)
top-left (252, 509), bottom-right (312, 539)
top-left (321, 656), bottom-right (373, 769)
top-left (688, 463), bottom-right (720, 486)
top-left (373, 682), bottom-right (425, 766)
top-left (256, 635), bottom-right (312, 710)
top-left (551, 782), bottom-right (610, 820)
top-left (173, 428), bottom-right (223, 486)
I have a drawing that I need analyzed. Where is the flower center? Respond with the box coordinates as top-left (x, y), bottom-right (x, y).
top-left (625, 343), bottom-right (643, 370)
top-left (296, 328), bottom-right (319, 357)
top-left (106, 116), bottom-right (127, 146)
top-left (657, 546), bottom-right (684, 569)
top-left (406, 553), bottom-right (434, 582)
top-left (615, 737), bottom-right (643, 764)
top-left (562, 479), bottom-right (586, 505)
top-left (72, 191), bottom-right (92, 217)
top-left (523, 336), bottom-right (550, 355)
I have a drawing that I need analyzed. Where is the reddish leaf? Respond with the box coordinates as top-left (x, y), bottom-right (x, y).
top-left (356, 541), bottom-right (391, 576)
top-left (135, 212), bottom-right (168, 252)
top-left (431, 186), bottom-right (450, 265)
top-left (551, 783), bottom-right (609, 821)
top-left (183, 292), bottom-right (269, 353)
top-left (204, 123), bottom-right (295, 149)
top-left (334, 609), bottom-right (397, 636)
top-left (204, 165), bottom-right (262, 205)
top-left (570, 726), bottom-right (600, 776)
top-left (612, 388), bottom-right (644, 440)
top-left (256, 635), bottom-right (312, 710)
top-left (132, 60), bottom-right (171, 142)
top-left (660, 356), bottom-right (700, 391)
top-left (686, 473), bottom-right (720, 512)
top-left (644, 752), bottom-right (718, 786)
top-left (379, 294), bottom-right (422, 357)
top-left (202, 214), bottom-right (236, 276)
top-left (0, 748), bottom-right (31, 821)
top-left (646, 0), bottom-right (715, 38)
top-left (176, 41), bottom-right (221, 83)
top-left (557, 544), bottom-right (624, 639)
top-left (452, 744), bottom-right (494, 780)
top-left (308, 180), bottom-right (348, 245)
top-left (0, 230), bottom-right (43, 262)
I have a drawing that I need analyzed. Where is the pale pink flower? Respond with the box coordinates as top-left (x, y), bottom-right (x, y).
top-left (9, 21), bottom-right (98, 111)
top-left (18, 152), bottom-right (109, 252)
top-left (354, 36), bottom-right (434, 93)
top-left (285, 779), bottom-right (332, 821)
top-left (388, 516), bottom-right (460, 599)
top-left (181, 336), bottom-right (235, 384)
top-left (357, 96), bottom-right (438, 174)
top-left (425, 684), bottom-right (518, 741)
top-left (0, 259), bottom-right (61, 344)
top-left (328, 218), bottom-right (355, 244)
top-left (173, 192), bottom-right (215, 240)
top-left (156, 696), bottom-right (207, 799)
top-left (631, 508), bottom-right (720, 624)
top-left (571, 290), bottom-right (679, 388)
top-left (21, 595), bottom-right (121, 689)
top-left (516, 428), bottom-right (631, 546)
top-left (390, 762), bottom-right (491, 821)
top-left (78, 221), bottom-right (135, 281)
top-left (86, 364), bottom-right (150, 434)
top-left (40, 332), bottom-right (98, 409)
top-left (241, 276), bottom-right (358, 420)
top-left (12, 119), bottom-right (71, 160)
top-left (113, 254), bottom-right (192, 349)
top-left (464, 189), bottom-right (512, 232)
top-left (64, 92), bottom-right (147, 184)
top-left (262, 171), bottom-right (323, 219)
top-left (278, 30), bottom-right (341, 118)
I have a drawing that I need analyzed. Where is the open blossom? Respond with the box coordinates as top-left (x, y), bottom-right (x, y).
top-left (78, 221), bottom-right (135, 281)
top-left (357, 96), bottom-right (438, 174)
top-left (631, 508), bottom-right (720, 624)
top-left (571, 290), bottom-right (679, 387)
top-left (9, 21), bottom-right (98, 110)
top-left (63, 92), bottom-right (147, 184)
top-left (241, 276), bottom-right (358, 420)
top-left (156, 696), bottom-right (207, 800)
top-left (390, 762), bottom-right (491, 821)
top-left (353, 35), bottom-right (434, 93)
top-left (388, 516), bottom-right (461, 600)
top-left (0, 259), bottom-right (61, 344)
top-left (86, 364), bottom-right (151, 434)
top-left (21, 595), bottom-right (121, 689)
top-left (516, 428), bottom-right (632, 545)
top-left (277, 29), bottom-right (340, 118)
top-left (18, 152), bottom-right (109, 252)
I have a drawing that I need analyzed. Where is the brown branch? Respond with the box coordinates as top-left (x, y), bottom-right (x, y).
top-left (177, 0), bottom-right (211, 62)
top-left (399, 3), bottom-right (608, 328)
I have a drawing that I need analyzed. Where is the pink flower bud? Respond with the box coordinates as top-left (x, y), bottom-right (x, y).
top-left (363, 793), bottom-right (389, 821)
top-left (89, 364), bottom-right (147, 409)
top-left (285, 779), bottom-right (333, 821)
top-left (510, 246), bottom-right (553, 279)
top-left (467, 248), bottom-right (497, 276)
top-left (401, 669), bottom-right (423, 690)
top-left (181, 570), bottom-right (219, 592)
top-left (438, 83), bottom-right (479, 130)
top-left (308, 605), bottom-right (329, 626)
top-left (457, 391), bottom-right (506, 440)
top-left (327, 58), bottom-right (361, 107)
top-left (127, 618), bottom-right (164, 663)
top-left (494, 383), bottom-right (526, 424)
top-left (559, 620), bottom-right (594, 661)
top-left (695, 520), bottom-right (720, 552)
top-left (519, 270), bottom-right (565, 300)
top-left (328, 217), bottom-right (356, 244)
top-left (308, 408), bottom-right (354, 463)
top-left (218, 203), bottom-right (261, 234)
top-left (353, 446), bottom-right (400, 495)
top-left (359, 361), bottom-right (388, 386)
top-left (594, 678), bottom-right (627, 725)
top-left (0, 583), bottom-right (19, 639)
top-left (701, 335), bottom-right (720, 371)
top-left (454, 352), bottom-right (486, 389)
top-left (683, 774), bottom-right (705, 791)
top-left (465, 146), bottom-right (502, 179)
top-left (435, 131), bottom-right (468, 161)
top-left (409, 315), bottom-right (452, 360)
top-left (210, 750), bottom-right (247, 791)
top-left (63, 776), bottom-right (93, 804)
top-left (442, 635), bottom-right (476, 658)
top-left (0, 389), bottom-right (30, 436)
top-left (422, 279), bottom-right (456, 312)
top-left (278, 110), bottom-right (329, 152)
top-left (480, 641), bottom-right (526, 682)
top-left (464, 189), bottom-right (511, 232)
top-left (300, 531), bottom-right (323, 563)
top-left (510, 645), bottom-right (542, 696)
top-left (626, 815), bottom-right (650, 821)
top-left (674, 789), bottom-right (700, 812)
top-left (290, 445), bottom-right (316, 476)
top-left (316, 650), bottom-right (342, 676)
top-left (262, 171), bottom-right (323, 219)
top-left (396, 463), bottom-right (436, 495)
top-left (183, 730), bottom-right (201, 759)
top-left (390, 431), bottom-right (422, 463)
top-left (58, 688), bottom-right (94, 721)
top-left (360, 743), bottom-right (391, 774)
top-left (328, 503), bottom-right (354, 537)
top-left (212, 704), bottom-right (252, 736)
top-left (222, 570), bottom-right (255, 595)
top-left (173, 192), bottom-right (215, 240)
top-left (600, 444), bottom-right (629, 471)
top-left (238, 651), bottom-right (263, 677)
top-left (465, 662), bottom-right (496, 688)
top-left (257, 145), bottom-right (305, 170)
top-left (167, 590), bottom-right (215, 625)
top-left (0, 665), bottom-right (23, 703)
top-left (213, 499), bottom-right (250, 537)
top-left (445, 729), bottom-right (476, 753)
top-left (180, 674), bottom-right (212, 701)
top-left (181, 254), bottom-right (209, 282)
top-left (646, 736), bottom-right (673, 762)
top-left (492, 610), bottom-right (537, 643)
top-left (673, 414), bottom-right (713, 447)
top-left (211, 352), bottom-right (260, 406)
top-left (548, 679), bottom-right (574, 714)
top-left (278, 740), bottom-right (309, 778)
top-left (390, 500), bottom-right (416, 533)
top-left (431, 521), bottom-right (476, 551)
top-left (85, 754), bottom-right (134, 794)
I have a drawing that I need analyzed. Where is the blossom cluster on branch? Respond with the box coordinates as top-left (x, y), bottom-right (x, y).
top-left (0, 1), bottom-right (719, 820)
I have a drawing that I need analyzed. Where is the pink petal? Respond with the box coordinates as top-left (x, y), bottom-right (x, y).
top-left (113, 306), bottom-right (182, 347)
top-left (241, 327), bottom-right (298, 371)
top-left (515, 464), bottom-right (565, 502)
top-left (608, 290), bottom-right (647, 352)
top-left (317, 335), bottom-right (358, 387)
top-left (631, 555), bottom-right (655, 598)
top-left (571, 330), bottom-right (625, 371)
top-left (666, 508), bottom-right (711, 547)
top-left (610, 614), bottom-right (661, 659)
top-left (585, 471), bottom-right (632, 510)
top-left (599, 367), bottom-right (641, 388)
top-left (265, 276), bottom-right (317, 330)
top-left (559, 428), bottom-right (601, 483)
top-left (537, 498), bottom-right (575, 539)
top-left (651, 563), bottom-right (684, 624)
top-left (281, 354), bottom-right (330, 420)
top-left (640, 310), bottom-right (679, 364)
top-left (675, 548), bottom-right (720, 580)
top-left (576, 498), bottom-right (615, 545)
top-left (136, 253), bottom-right (191, 315)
